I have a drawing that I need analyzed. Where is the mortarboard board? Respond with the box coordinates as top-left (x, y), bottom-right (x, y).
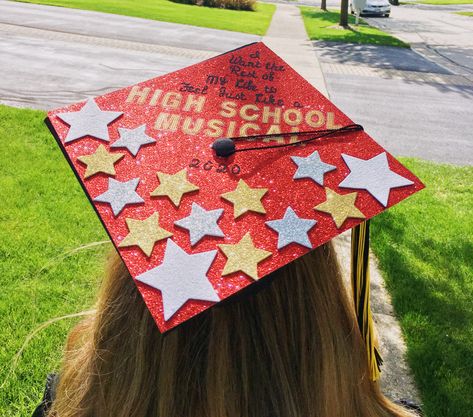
top-left (45, 42), bottom-right (424, 380)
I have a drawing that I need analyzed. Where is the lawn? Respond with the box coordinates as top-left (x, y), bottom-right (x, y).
top-left (15, 0), bottom-right (275, 35)
top-left (1, 106), bottom-right (472, 416)
top-left (371, 159), bottom-right (473, 417)
top-left (299, 8), bottom-right (409, 47)
top-left (0, 105), bottom-right (110, 417)
top-left (455, 10), bottom-right (473, 15)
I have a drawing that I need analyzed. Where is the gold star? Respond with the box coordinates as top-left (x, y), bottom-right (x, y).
top-left (221, 179), bottom-right (267, 219)
top-left (218, 233), bottom-right (272, 280)
top-left (314, 188), bottom-right (365, 228)
top-left (150, 169), bottom-right (199, 207)
top-left (118, 212), bottom-right (172, 257)
top-left (77, 144), bottom-right (124, 179)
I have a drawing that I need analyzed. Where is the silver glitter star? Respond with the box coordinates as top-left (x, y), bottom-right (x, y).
top-left (110, 124), bottom-right (156, 157)
top-left (93, 177), bottom-right (144, 216)
top-left (56, 98), bottom-right (122, 143)
top-left (175, 203), bottom-right (225, 246)
top-left (266, 207), bottom-right (317, 250)
top-left (136, 239), bottom-right (219, 321)
top-left (291, 150), bottom-right (336, 186)
top-left (339, 152), bottom-right (414, 207)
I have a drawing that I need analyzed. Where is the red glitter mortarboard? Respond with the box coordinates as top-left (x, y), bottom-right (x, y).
top-left (46, 42), bottom-right (424, 335)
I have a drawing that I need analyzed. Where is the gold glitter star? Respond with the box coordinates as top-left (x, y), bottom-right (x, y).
top-left (118, 212), bottom-right (172, 257)
top-left (221, 179), bottom-right (267, 219)
top-left (314, 188), bottom-right (365, 228)
top-left (150, 169), bottom-right (199, 207)
top-left (218, 233), bottom-right (272, 280)
top-left (77, 144), bottom-right (124, 179)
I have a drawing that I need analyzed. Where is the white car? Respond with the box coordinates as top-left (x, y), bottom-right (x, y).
top-left (350, 0), bottom-right (391, 17)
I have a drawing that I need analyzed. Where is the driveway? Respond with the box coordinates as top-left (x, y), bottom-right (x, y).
top-left (0, 1), bottom-right (260, 109)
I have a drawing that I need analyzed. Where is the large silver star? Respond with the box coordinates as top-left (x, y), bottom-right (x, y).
top-left (266, 207), bottom-right (317, 250)
top-left (93, 177), bottom-right (144, 216)
top-left (136, 239), bottom-right (219, 321)
top-left (291, 150), bottom-right (336, 186)
top-left (174, 203), bottom-right (225, 246)
top-left (111, 124), bottom-right (156, 156)
top-left (56, 98), bottom-right (122, 143)
top-left (339, 152), bottom-right (414, 207)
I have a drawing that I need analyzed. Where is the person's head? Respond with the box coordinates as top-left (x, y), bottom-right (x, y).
top-left (50, 242), bottom-right (415, 417)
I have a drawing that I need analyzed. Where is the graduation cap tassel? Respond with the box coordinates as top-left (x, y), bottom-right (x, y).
top-left (351, 220), bottom-right (383, 381)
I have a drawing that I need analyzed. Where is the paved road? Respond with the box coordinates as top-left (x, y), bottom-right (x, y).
top-left (325, 73), bottom-right (473, 165)
top-left (0, 1), bottom-right (259, 109)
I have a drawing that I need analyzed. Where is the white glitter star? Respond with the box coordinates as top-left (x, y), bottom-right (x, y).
top-left (266, 206), bottom-right (317, 250)
top-left (111, 124), bottom-right (156, 156)
top-left (291, 150), bottom-right (336, 186)
top-left (174, 203), bottom-right (225, 246)
top-left (93, 177), bottom-right (144, 216)
top-left (136, 239), bottom-right (219, 321)
top-left (339, 152), bottom-right (414, 207)
top-left (56, 98), bottom-right (122, 143)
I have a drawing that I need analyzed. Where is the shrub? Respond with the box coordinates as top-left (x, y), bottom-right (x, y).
top-left (171, 0), bottom-right (256, 11)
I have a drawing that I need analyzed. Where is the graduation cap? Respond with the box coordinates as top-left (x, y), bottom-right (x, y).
top-left (46, 42), bottom-right (423, 381)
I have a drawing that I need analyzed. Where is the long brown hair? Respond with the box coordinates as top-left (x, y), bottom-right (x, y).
top-left (50, 242), bottom-right (415, 417)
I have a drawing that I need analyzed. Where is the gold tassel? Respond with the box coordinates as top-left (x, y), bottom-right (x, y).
top-left (351, 220), bottom-right (383, 381)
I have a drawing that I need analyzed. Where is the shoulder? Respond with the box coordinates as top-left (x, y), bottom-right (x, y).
top-left (31, 373), bottom-right (59, 417)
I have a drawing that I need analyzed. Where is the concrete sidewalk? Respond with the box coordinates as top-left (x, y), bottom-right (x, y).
top-left (263, 3), bottom-right (329, 97)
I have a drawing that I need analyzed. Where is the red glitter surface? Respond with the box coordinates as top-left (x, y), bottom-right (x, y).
top-left (47, 42), bottom-right (424, 333)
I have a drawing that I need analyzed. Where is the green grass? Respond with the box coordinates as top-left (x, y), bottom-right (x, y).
top-left (0, 105), bottom-right (110, 417)
top-left (414, 0), bottom-right (473, 4)
top-left (15, 0), bottom-right (275, 36)
top-left (455, 10), bottom-right (473, 15)
top-left (371, 159), bottom-right (473, 417)
top-left (299, 8), bottom-right (409, 47)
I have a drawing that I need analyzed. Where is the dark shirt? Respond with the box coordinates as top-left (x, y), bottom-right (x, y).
top-left (32, 374), bottom-right (58, 417)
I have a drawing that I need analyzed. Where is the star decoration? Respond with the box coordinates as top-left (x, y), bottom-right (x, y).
top-left (175, 203), bottom-right (224, 246)
top-left (150, 169), bottom-right (199, 207)
top-left (314, 188), bottom-right (365, 228)
top-left (118, 212), bottom-right (172, 257)
top-left (76, 144), bottom-right (124, 179)
top-left (218, 232), bottom-right (272, 280)
top-left (291, 150), bottom-right (336, 186)
top-left (136, 239), bottom-right (219, 321)
top-left (339, 152), bottom-right (414, 207)
top-left (111, 124), bottom-right (156, 156)
top-left (221, 179), bottom-right (267, 219)
top-left (94, 177), bottom-right (144, 216)
top-left (266, 206), bottom-right (317, 249)
top-left (56, 98), bottom-right (122, 143)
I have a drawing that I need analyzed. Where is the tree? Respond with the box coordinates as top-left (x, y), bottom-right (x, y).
top-left (321, 0), bottom-right (327, 11)
top-left (340, 0), bottom-right (349, 27)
